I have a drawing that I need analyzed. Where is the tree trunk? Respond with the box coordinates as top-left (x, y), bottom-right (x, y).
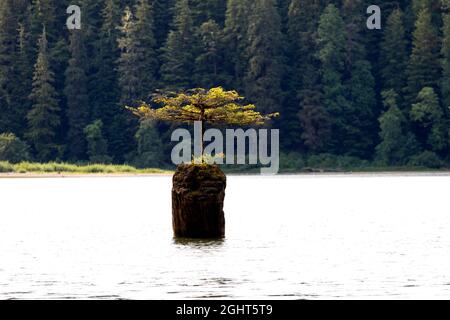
top-left (172, 164), bottom-right (226, 238)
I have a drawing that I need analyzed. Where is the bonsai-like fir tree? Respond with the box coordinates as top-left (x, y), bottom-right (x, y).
top-left (129, 87), bottom-right (278, 162)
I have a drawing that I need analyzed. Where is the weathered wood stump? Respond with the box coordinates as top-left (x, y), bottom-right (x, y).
top-left (172, 164), bottom-right (226, 238)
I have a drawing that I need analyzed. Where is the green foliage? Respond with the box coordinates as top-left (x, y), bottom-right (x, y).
top-left (244, 0), bottom-right (284, 114)
top-left (134, 0), bottom-right (158, 100)
top-left (306, 153), bottom-right (369, 171)
top-left (26, 28), bottom-right (60, 162)
top-left (0, 161), bottom-right (169, 174)
top-left (380, 9), bottom-right (408, 96)
top-left (286, 0), bottom-right (327, 150)
top-left (0, 0), bottom-right (21, 134)
top-left (118, 2), bottom-right (158, 105)
top-left (117, 6), bottom-right (141, 106)
top-left (132, 119), bottom-right (164, 168)
top-left (130, 87), bottom-right (278, 163)
top-left (132, 87), bottom-right (278, 126)
top-left (411, 87), bottom-right (447, 153)
top-left (223, 0), bottom-right (250, 91)
top-left (2, 0), bottom-right (450, 170)
top-left (160, 0), bottom-right (196, 90)
top-left (441, 13), bottom-right (450, 108)
top-left (84, 120), bottom-right (112, 164)
top-left (279, 152), bottom-right (305, 171)
top-left (65, 30), bottom-right (89, 160)
top-left (195, 20), bottom-right (228, 87)
top-left (406, 8), bottom-right (441, 104)
top-left (0, 133), bottom-right (31, 163)
top-left (408, 151), bottom-right (443, 168)
top-left (376, 90), bottom-right (419, 165)
top-left (316, 4), bottom-right (349, 154)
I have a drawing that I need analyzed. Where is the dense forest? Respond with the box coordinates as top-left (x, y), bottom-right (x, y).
top-left (1, 0), bottom-right (450, 170)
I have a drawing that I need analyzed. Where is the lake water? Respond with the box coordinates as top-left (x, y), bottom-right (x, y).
top-left (1, 174), bottom-right (450, 300)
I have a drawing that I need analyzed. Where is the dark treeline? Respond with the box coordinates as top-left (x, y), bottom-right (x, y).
top-left (1, 0), bottom-right (450, 169)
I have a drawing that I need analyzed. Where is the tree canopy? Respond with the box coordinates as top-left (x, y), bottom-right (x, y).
top-left (129, 87), bottom-right (278, 126)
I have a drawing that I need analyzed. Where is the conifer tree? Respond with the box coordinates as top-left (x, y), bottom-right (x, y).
top-left (380, 9), bottom-right (408, 96)
top-left (406, 8), bottom-right (441, 105)
top-left (91, 0), bottom-right (123, 161)
top-left (190, 0), bottom-right (227, 26)
top-left (12, 23), bottom-right (34, 137)
top-left (0, 0), bottom-right (19, 134)
top-left (64, 30), bottom-right (89, 160)
top-left (152, 0), bottom-right (176, 48)
top-left (84, 120), bottom-right (112, 164)
top-left (441, 12), bottom-right (450, 108)
top-left (117, 7), bottom-right (141, 106)
top-left (195, 20), bottom-right (228, 88)
top-left (376, 90), bottom-right (418, 165)
top-left (26, 28), bottom-right (60, 162)
top-left (117, 1), bottom-right (158, 105)
top-left (223, 0), bottom-right (251, 91)
top-left (288, 0), bottom-right (328, 150)
top-left (30, 0), bottom-right (57, 42)
top-left (244, 0), bottom-right (284, 113)
top-left (316, 4), bottom-right (349, 154)
top-left (411, 87), bottom-right (447, 153)
top-left (91, 0), bottom-right (121, 122)
top-left (346, 60), bottom-right (377, 157)
top-left (160, 0), bottom-right (197, 90)
top-left (133, 119), bottom-right (164, 168)
top-left (134, 0), bottom-right (158, 100)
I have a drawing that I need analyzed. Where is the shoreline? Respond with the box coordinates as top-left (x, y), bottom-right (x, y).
top-left (2, 170), bottom-right (450, 179)
top-left (0, 172), bottom-right (174, 179)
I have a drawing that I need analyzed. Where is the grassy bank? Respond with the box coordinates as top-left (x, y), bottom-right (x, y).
top-left (0, 160), bottom-right (448, 176)
top-left (0, 161), bottom-right (171, 175)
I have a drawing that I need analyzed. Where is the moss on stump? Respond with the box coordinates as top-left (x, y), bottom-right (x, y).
top-left (172, 164), bottom-right (226, 238)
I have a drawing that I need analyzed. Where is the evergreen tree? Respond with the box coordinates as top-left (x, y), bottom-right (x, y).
top-left (30, 0), bottom-right (57, 43)
top-left (152, 0), bottom-right (176, 49)
top-left (160, 0), bottom-right (197, 90)
top-left (64, 30), bottom-right (89, 160)
top-left (91, 0), bottom-right (121, 122)
top-left (411, 87), bottom-right (447, 153)
top-left (117, 7), bottom-right (141, 106)
top-left (376, 90), bottom-right (418, 165)
top-left (223, 0), bottom-right (251, 91)
top-left (91, 0), bottom-right (123, 161)
top-left (441, 12), bottom-right (450, 108)
top-left (133, 119), bottom-right (164, 168)
top-left (406, 8), bottom-right (441, 105)
top-left (380, 8), bottom-right (408, 97)
top-left (346, 60), bottom-right (377, 157)
top-left (0, 0), bottom-right (19, 134)
top-left (288, 0), bottom-right (328, 150)
top-left (134, 0), bottom-right (158, 100)
top-left (244, 0), bottom-right (284, 113)
top-left (12, 23), bottom-right (33, 137)
top-left (195, 20), bottom-right (228, 88)
top-left (117, 1), bottom-right (158, 105)
top-left (316, 4), bottom-right (349, 154)
top-left (84, 120), bottom-right (112, 163)
top-left (190, 0), bottom-right (227, 26)
top-left (26, 28), bottom-right (60, 162)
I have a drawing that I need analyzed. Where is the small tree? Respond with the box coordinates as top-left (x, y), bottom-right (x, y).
top-left (84, 120), bottom-right (112, 164)
top-left (129, 87), bottom-right (278, 162)
top-left (0, 133), bottom-right (31, 163)
top-left (133, 119), bottom-right (164, 168)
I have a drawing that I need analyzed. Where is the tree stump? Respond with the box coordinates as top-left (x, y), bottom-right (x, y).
top-left (172, 164), bottom-right (226, 238)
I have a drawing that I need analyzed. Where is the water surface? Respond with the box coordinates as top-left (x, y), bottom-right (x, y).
top-left (1, 174), bottom-right (450, 299)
